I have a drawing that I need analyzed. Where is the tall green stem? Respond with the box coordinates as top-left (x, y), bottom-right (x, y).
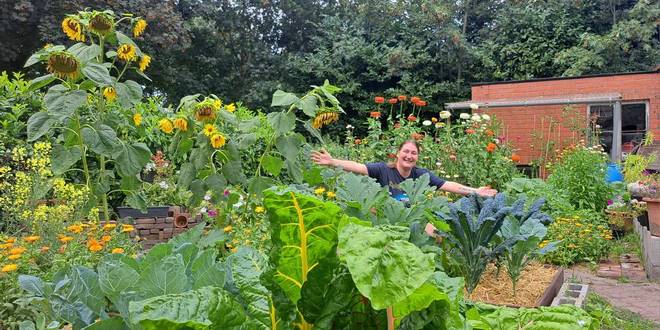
top-left (100, 155), bottom-right (109, 221)
top-left (75, 116), bottom-right (91, 186)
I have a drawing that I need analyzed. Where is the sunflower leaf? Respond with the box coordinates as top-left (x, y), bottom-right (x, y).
top-left (82, 62), bottom-right (113, 86)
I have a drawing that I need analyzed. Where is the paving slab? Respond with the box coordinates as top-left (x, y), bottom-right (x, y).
top-left (567, 266), bottom-right (660, 324)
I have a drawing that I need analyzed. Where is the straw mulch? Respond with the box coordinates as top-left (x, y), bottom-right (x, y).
top-left (468, 262), bottom-right (559, 307)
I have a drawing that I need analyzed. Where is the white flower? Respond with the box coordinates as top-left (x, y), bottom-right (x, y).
top-left (596, 124), bottom-right (601, 129)
top-left (439, 111), bottom-right (451, 119)
top-left (203, 194), bottom-right (211, 201)
top-left (494, 139), bottom-right (500, 144)
top-left (158, 181), bottom-right (169, 189)
top-left (459, 113), bottom-right (470, 120)
top-left (144, 162), bottom-right (156, 171)
top-left (200, 207), bottom-right (207, 214)
top-left (481, 114), bottom-right (491, 121)
top-left (435, 162), bottom-right (441, 167)
top-left (422, 120), bottom-right (432, 126)
top-left (453, 174), bottom-right (459, 178)
top-left (471, 114), bottom-right (482, 122)
top-left (233, 195), bottom-right (245, 209)
top-left (469, 103), bottom-right (479, 110)
top-left (346, 124), bottom-right (354, 129)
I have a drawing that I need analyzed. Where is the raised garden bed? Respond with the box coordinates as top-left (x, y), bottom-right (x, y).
top-left (469, 263), bottom-right (564, 308)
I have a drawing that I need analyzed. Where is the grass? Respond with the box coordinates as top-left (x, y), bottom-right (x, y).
top-left (608, 232), bottom-right (642, 264)
top-left (583, 292), bottom-right (658, 330)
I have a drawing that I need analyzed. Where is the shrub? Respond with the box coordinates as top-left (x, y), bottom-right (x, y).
top-left (541, 210), bottom-right (612, 266)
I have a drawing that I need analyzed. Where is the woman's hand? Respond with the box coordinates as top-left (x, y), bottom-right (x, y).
top-left (311, 149), bottom-right (334, 166)
top-left (475, 186), bottom-right (497, 197)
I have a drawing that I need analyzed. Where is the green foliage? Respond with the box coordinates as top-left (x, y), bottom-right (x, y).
top-left (623, 154), bottom-right (656, 184)
top-left (542, 210), bottom-right (612, 266)
top-left (0, 72), bottom-right (42, 149)
top-left (467, 302), bottom-right (597, 329)
top-left (504, 178), bottom-right (575, 217)
top-left (547, 145), bottom-right (612, 212)
top-left (584, 292), bottom-right (658, 330)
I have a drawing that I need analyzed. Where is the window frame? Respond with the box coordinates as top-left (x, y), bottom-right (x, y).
top-left (587, 101), bottom-right (649, 160)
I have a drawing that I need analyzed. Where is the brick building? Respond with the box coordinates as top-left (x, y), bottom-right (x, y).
top-left (446, 71), bottom-right (660, 164)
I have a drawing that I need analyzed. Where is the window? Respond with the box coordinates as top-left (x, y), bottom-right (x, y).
top-left (588, 102), bottom-right (648, 157)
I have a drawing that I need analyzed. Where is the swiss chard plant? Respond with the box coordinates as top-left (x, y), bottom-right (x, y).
top-left (499, 197), bottom-right (558, 295)
top-left (434, 193), bottom-right (522, 294)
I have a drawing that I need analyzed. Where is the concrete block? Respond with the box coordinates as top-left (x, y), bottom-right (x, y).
top-left (634, 219), bottom-right (660, 282)
top-left (551, 283), bottom-right (589, 308)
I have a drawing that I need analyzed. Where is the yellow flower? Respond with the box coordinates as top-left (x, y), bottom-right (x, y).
top-left (9, 247), bottom-right (26, 255)
top-left (210, 133), bottom-right (226, 149)
top-left (231, 247), bottom-right (238, 253)
top-left (111, 248), bottom-right (125, 254)
top-left (1, 264), bottom-right (18, 273)
top-left (5, 238), bottom-right (16, 244)
top-left (173, 118), bottom-right (188, 131)
top-left (224, 225), bottom-right (233, 233)
top-left (254, 206), bottom-right (265, 214)
top-left (314, 187), bottom-right (326, 196)
top-left (88, 13), bottom-right (113, 36)
top-left (133, 113), bottom-right (143, 126)
top-left (89, 244), bottom-right (103, 252)
top-left (326, 191), bottom-right (336, 199)
top-left (225, 103), bottom-right (236, 113)
top-left (103, 87), bottom-right (116, 102)
top-left (62, 17), bottom-right (85, 42)
top-left (213, 99), bottom-right (223, 110)
top-left (159, 118), bottom-right (174, 134)
top-left (59, 236), bottom-right (73, 243)
top-left (203, 124), bottom-right (216, 137)
top-left (103, 223), bottom-right (117, 231)
top-left (8, 254), bottom-right (22, 260)
top-left (117, 44), bottom-right (136, 62)
top-left (67, 224), bottom-right (83, 234)
top-left (133, 19), bottom-right (147, 38)
top-left (24, 236), bottom-right (40, 243)
top-left (121, 224), bottom-right (134, 233)
top-left (101, 235), bottom-right (112, 242)
top-left (0, 243), bottom-right (12, 249)
top-left (568, 243), bottom-right (577, 248)
top-left (139, 55), bottom-right (151, 72)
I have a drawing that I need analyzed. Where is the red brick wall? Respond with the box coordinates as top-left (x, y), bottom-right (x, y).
top-left (470, 72), bottom-right (660, 164)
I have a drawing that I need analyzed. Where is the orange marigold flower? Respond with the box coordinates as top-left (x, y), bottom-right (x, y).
top-left (9, 247), bottom-right (26, 255)
top-left (465, 129), bottom-right (476, 134)
top-left (103, 223), bottom-right (117, 231)
top-left (67, 225), bottom-right (83, 234)
top-left (8, 254), bottom-right (22, 260)
top-left (398, 95), bottom-right (407, 101)
top-left (224, 225), bottom-right (233, 233)
top-left (407, 114), bottom-right (417, 122)
top-left (89, 244), bottom-right (103, 252)
top-left (374, 96), bottom-right (385, 104)
top-left (24, 236), bottom-right (40, 243)
top-left (1, 264), bottom-right (18, 273)
top-left (485, 129), bottom-right (494, 136)
top-left (0, 243), bottom-right (13, 249)
top-left (111, 248), bottom-right (125, 254)
top-left (511, 154), bottom-right (521, 162)
top-left (370, 111), bottom-right (381, 119)
top-left (101, 235), bottom-right (112, 242)
top-left (354, 138), bottom-right (362, 145)
top-left (5, 238), bottom-right (16, 244)
top-left (121, 225), bottom-right (134, 233)
top-left (486, 143), bottom-right (497, 153)
top-left (59, 236), bottom-right (73, 243)
top-left (388, 98), bottom-right (397, 104)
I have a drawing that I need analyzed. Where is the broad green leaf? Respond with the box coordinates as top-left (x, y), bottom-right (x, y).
top-left (248, 176), bottom-right (278, 198)
top-left (191, 250), bottom-right (225, 289)
top-left (222, 160), bottom-right (247, 185)
top-left (392, 271), bottom-right (463, 322)
top-left (68, 43), bottom-right (101, 63)
top-left (204, 173), bottom-right (227, 197)
top-left (124, 192), bottom-right (147, 212)
top-left (82, 62), bottom-right (113, 86)
top-left (19, 275), bottom-right (52, 297)
top-left (44, 86), bottom-right (87, 120)
top-left (262, 154), bottom-right (284, 176)
top-left (297, 94), bottom-right (319, 117)
top-left (136, 254), bottom-right (187, 298)
top-left (69, 266), bottom-right (105, 315)
top-left (275, 135), bottom-right (303, 161)
top-left (267, 111), bottom-right (296, 136)
top-left (120, 175), bottom-right (141, 191)
top-left (285, 158), bottom-right (303, 183)
top-left (115, 80), bottom-right (143, 108)
top-left (271, 90), bottom-right (300, 107)
top-left (115, 31), bottom-right (138, 48)
top-left (26, 112), bottom-right (55, 141)
top-left (98, 254), bottom-right (140, 299)
top-left (263, 190), bottom-right (345, 304)
top-left (140, 243), bottom-right (174, 271)
top-left (303, 121), bottom-right (324, 144)
top-left (338, 223), bottom-right (435, 310)
top-left (238, 117), bottom-right (260, 132)
top-left (115, 143), bottom-right (151, 177)
top-left (177, 163), bottom-right (196, 189)
top-left (237, 132), bottom-right (258, 150)
top-left (128, 287), bottom-right (246, 329)
top-left (226, 247), bottom-right (273, 329)
top-left (81, 317), bottom-right (128, 330)
top-left (27, 74), bottom-right (55, 92)
top-left (51, 145), bottom-right (82, 175)
top-left (81, 124), bottom-right (120, 157)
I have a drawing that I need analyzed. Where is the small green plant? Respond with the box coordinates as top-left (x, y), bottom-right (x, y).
top-left (584, 292), bottom-right (658, 330)
top-left (623, 154), bottom-right (656, 184)
top-left (542, 210), bottom-right (612, 266)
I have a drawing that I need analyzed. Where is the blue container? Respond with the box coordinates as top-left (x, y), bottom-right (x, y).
top-left (605, 163), bottom-right (623, 183)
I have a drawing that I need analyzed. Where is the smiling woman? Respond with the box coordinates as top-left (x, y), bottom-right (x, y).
top-left (311, 139), bottom-right (496, 199)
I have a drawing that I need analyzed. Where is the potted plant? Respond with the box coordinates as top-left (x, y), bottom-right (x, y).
top-left (605, 194), bottom-right (645, 234)
top-left (628, 173), bottom-right (660, 236)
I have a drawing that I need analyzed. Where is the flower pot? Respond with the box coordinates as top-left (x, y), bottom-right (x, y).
top-left (642, 198), bottom-right (660, 237)
top-left (174, 213), bottom-right (190, 228)
top-left (117, 206), bottom-right (170, 219)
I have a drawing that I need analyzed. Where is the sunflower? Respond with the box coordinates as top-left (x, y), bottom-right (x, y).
top-left (133, 113), bottom-right (142, 126)
top-left (103, 87), bottom-right (116, 102)
top-left (203, 124), bottom-right (216, 137)
top-left (62, 17), bottom-right (85, 42)
top-left (133, 19), bottom-right (147, 38)
top-left (213, 99), bottom-right (223, 110)
top-left (88, 13), bottom-right (113, 35)
top-left (117, 44), bottom-right (136, 62)
top-left (225, 103), bottom-right (236, 113)
top-left (46, 52), bottom-right (80, 80)
top-left (194, 102), bottom-right (216, 121)
top-left (173, 118), bottom-right (188, 131)
top-left (210, 133), bottom-right (226, 148)
top-left (312, 110), bottom-right (339, 129)
top-left (139, 55), bottom-right (151, 72)
top-left (159, 119), bottom-right (174, 134)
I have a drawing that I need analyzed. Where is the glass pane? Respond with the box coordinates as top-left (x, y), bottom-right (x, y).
top-left (591, 104), bottom-right (613, 131)
top-left (622, 103), bottom-right (646, 132)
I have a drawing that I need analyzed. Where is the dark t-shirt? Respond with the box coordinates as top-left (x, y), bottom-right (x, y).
top-left (365, 162), bottom-right (446, 200)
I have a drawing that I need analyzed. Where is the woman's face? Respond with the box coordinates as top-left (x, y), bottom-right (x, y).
top-left (396, 142), bottom-right (419, 169)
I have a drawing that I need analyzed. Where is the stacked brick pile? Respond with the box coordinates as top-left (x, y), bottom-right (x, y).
top-left (124, 206), bottom-right (202, 249)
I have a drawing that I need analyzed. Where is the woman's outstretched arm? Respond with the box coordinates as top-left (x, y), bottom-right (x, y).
top-left (311, 149), bottom-right (368, 175)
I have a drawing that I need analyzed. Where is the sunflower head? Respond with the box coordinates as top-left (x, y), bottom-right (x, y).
top-left (88, 13), bottom-right (114, 36)
top-left (62, 17), bottom-right (85, 42)
top-left (210, 133), bottom-right (226, 149)
top-left (117, 44), bottom-right (136, 62)
top-left (46, 52), bottom-right (81, 80)
top-left (103, 87), bottom-right (117, 102)
top-left (133, 113), bottom-right (142, 126)
top-left (203, 124), bottom-right (216, 137)
top-left (194, 102), bottom-right (216, 121)
top-left (173, 118), bottom-right (188, 131)
top-left (133, 19), bottom-right (147, 38)
top-left (159, 118), bottom-right (174, 134)
top-left (312, 109), bottom-right (340, 129)
top-left (139, 54), bottom-right (151, 72)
